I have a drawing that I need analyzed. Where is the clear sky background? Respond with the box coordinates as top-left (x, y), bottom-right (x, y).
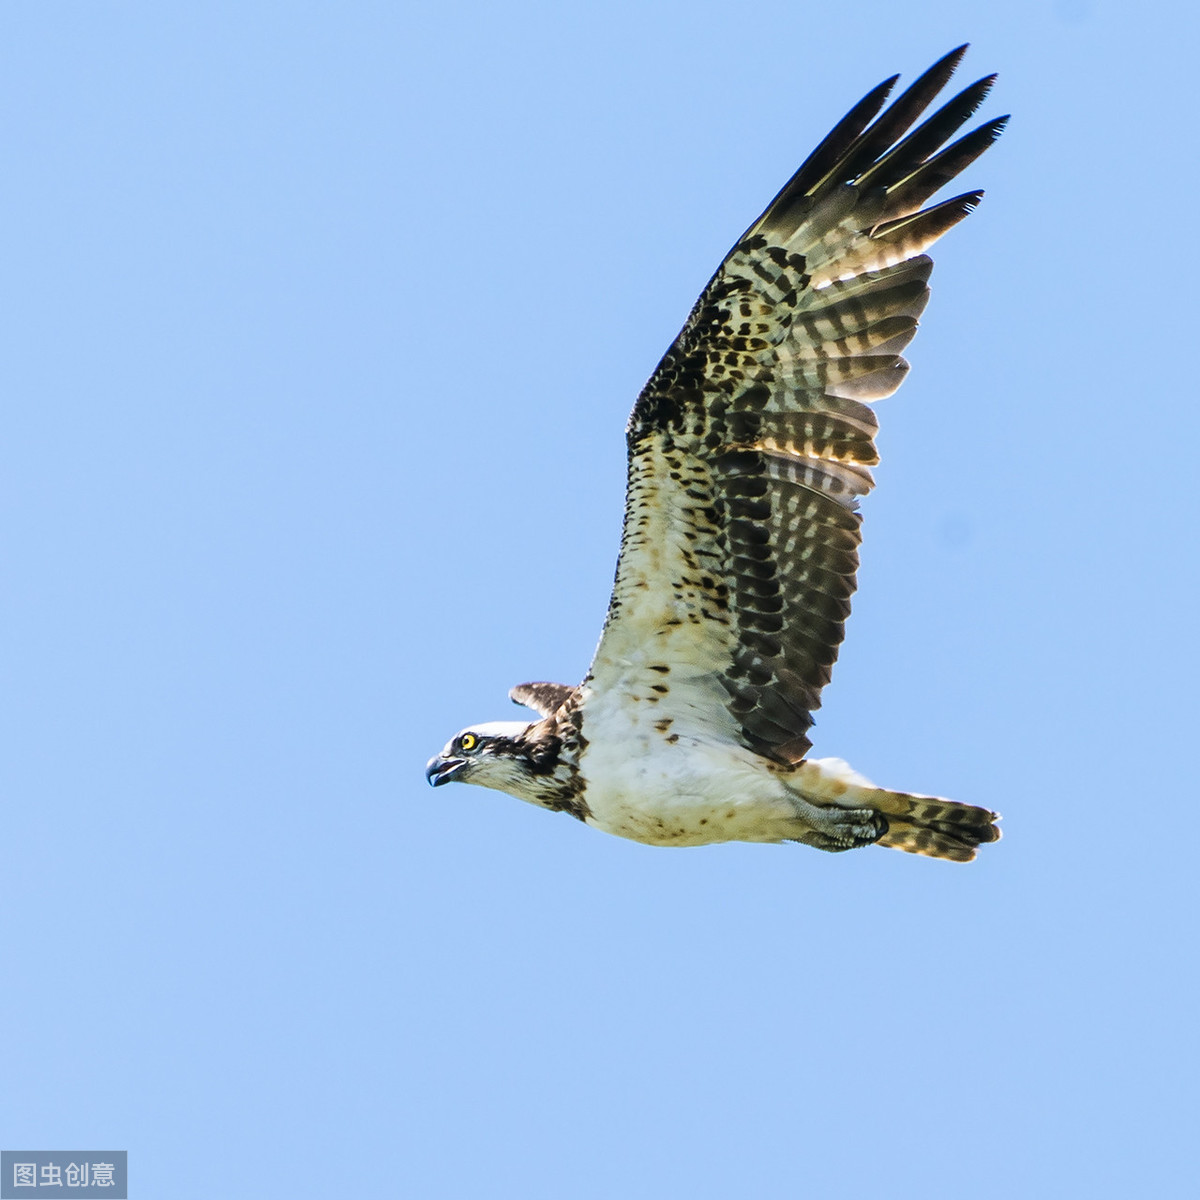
top-left (2, 2), bottom-right (1197, 1197)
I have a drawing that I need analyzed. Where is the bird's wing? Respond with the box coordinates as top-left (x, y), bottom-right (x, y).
top-left (585, 47), bottom-right (1005, 764)
top-left (510, 681), bottom-right (577, 718)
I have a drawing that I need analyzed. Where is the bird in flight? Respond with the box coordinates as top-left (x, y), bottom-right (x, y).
top-left (427, 47), bottom-right (1006, 861)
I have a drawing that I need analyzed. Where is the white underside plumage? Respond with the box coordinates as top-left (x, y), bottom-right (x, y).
top-left (577, 680), bottom-right (881, 847)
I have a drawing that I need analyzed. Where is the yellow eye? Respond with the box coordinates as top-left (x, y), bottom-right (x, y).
top-left (459, 733), bottom-right (478, 752)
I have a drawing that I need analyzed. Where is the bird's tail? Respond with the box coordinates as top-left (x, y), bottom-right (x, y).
top-left (872, 792), bottom-right (1001, 862)
top-left (792, 757), bottom-right (1001, 863)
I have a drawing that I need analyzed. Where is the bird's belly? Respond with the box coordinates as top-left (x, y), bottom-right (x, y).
top-left (578, 733), bottom-right (796, 847)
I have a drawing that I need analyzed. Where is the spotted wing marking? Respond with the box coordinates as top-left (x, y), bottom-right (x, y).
top-left (588, 47), bottom-right (1006, 763)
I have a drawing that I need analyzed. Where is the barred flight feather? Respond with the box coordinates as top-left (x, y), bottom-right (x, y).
top-left (593, 47), bottom-right (1008, 766)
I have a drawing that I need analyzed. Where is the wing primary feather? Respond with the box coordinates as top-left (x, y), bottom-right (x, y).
top-left (807, 44), bottom-right (972, 196)
top-left (855, 75), bottom-right (998, 193)
top-left (809, 193), bottom-right (983, 287)
top-left (750, 74), bottom-right (899, 233)
top-left (879, 116), bottom-right (1009, 221)
top-left (870, 188), bottom-right (985, 241)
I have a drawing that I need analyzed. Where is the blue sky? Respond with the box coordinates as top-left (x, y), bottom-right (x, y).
top-left (3, 2), bottom-right (1197, 1197)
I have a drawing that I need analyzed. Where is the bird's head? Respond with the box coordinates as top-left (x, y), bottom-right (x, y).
top-left (425, 719), bottom-right (560, 804)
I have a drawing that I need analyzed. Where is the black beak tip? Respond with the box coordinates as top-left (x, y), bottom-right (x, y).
top-left (425, 756), bottom-right (463, 787)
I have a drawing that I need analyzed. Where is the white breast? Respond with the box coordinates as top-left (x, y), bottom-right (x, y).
top-left (577, 684), bottom-right (798, 847)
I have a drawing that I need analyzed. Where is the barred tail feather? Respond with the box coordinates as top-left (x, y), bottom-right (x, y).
top-left (874, 794), bottom-right (1002, 863)
top-left (790, 757), bottom-right (1001, 863)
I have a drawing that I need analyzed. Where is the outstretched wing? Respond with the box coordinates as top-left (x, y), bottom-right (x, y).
top-left (510, 681), bottom-right (577, 718)
top-left (585, 47), bottom-right (1005, 764)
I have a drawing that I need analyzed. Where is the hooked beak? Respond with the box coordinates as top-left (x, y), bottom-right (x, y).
top-left (425, 755), bottom-right (467, 787)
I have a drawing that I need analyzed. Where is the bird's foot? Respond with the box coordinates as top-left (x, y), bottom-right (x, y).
top-left (788, 802), bottom-right (888, 852)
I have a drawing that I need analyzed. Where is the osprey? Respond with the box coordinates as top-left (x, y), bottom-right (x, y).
top-left (427, 47), bottom-right (1005, 862)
